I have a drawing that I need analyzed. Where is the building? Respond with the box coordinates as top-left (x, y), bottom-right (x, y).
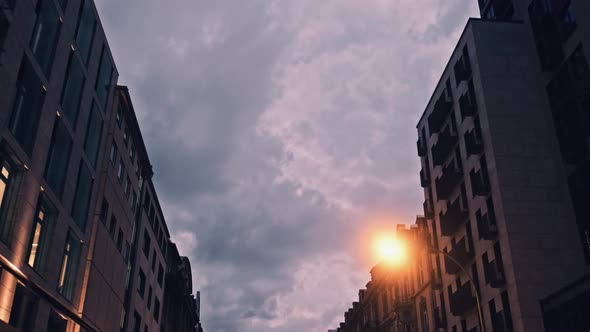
top-left (0, 0), bottom-right (119, 330)
top-left (0, 1), bottom-right (200, 331)
top-left (161, 242), bottom-right (203, 332)
top-left (415, 12), bottom-right (588, 332)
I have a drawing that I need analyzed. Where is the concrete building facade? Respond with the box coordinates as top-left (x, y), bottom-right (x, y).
top-left (416, 16), bottom-right (588, 331)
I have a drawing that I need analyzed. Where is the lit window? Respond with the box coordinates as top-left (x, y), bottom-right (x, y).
top-left (0, 160), bottom-right (18, 243)
top-left (27, 193), bottom-right (55, 271)
top-left (58, 231), bottom-right (81, 300)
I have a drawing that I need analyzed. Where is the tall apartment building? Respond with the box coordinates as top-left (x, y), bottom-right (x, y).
top-left (415, 12), bottom-right (588, 332)
top-left (0, 1), bottom-right (201, 331)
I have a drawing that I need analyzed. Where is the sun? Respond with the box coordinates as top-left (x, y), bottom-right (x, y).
top-left (375, 234), bottom-right (407, 265)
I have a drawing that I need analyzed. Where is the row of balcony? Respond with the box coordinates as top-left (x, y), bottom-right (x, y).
top-left (435, 163), bottom-right (463, 200)
top-left (477, 209), bottom-right (497, 240)
top-left (484, 257), bottom-right (506, 288)
top-left (454, 47), bottom-right (472, 84)
top-left (432, 128), bottom-right (458, 166)
top-left (470, 168), bottom-right (490, 197)
top-left (428, 90), bottom-right (454, 136)
top-left (445, 237), bottom-right (473, 275)
top-left (449, 282), bottom-right (477, 316)
top-left (440, 197), bottom-right (469, 236)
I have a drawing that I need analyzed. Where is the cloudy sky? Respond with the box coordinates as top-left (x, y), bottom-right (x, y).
top-left (94, 1), bottom-right (479, 331)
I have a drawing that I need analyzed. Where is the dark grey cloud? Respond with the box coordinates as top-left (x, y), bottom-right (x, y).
top-left (94, 0), bottom-right (479, 331)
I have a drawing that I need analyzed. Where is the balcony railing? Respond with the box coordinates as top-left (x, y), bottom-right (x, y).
top-left (470, 168), bottom-right (490, 196)
top-left (449, 282), bottom-right (477, 316)
top-left (428, 92), bottom-right (454, 136)
top-left (459, 93), bottom-right (477, 121)
top-left (477, 210), bottom-right (497, 240)
top-left (454, 55), bottom-right (471, 84)
top-left (465, 128), bottom-right (483, 156)
top-left (484, 258), bottom-right (505, 288)
top-left (420, 169), bottom-right (430, 188)
top-left (423, 199), bottom-right (434, 219)
top-left (440, 197), bottom-right (469, 236)
top-left (432, 129), bottom-right (458, 166)
top-left (445, 237), bottom-right (473, 275)
top-left (435, 163), bottom-right (463, 201)
top-left (417, 139), bottom-right (427, 157)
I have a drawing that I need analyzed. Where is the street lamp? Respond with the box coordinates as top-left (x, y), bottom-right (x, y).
top-left (374, 233), bottom-right (486, 332)
top-left (427, 247), bottom-right (486, 332)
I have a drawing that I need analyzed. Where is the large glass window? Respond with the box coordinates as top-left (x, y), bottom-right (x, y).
top-left (58, 231), bottom-right (81, 301)
top-left (10, 57), bottom-right (45, 155)
top-left (71, 161), bottom-right (93, 230)
top-left (84, 102), bottom-right (103, 167)
top-left (30, 0), bottom-right (61, 76)
top-left (95, 46), bottom-right (113, 109)
top-left (27, 193), bottom-right (55, 272)
top-left (44, 117), bottom-right (72, 197)
top-left (75, 0), bottom-right (96, 63)
top-left (60, 52), bottom-right (85, 126)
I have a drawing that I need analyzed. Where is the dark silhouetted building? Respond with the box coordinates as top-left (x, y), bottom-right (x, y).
top-left (162, 242), bottom-right (203, 332)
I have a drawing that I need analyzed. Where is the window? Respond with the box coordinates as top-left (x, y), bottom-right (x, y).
top-left (157, 264), bottom-right (163, 286)
top-left (151, 249), bottom-right (156, 271)
top-left (84, 102), bottom-right (103, 167)
top-left (143, 230), bottom-right (150, 257)
top-left (119, 309), bottom-right (126, 331)
top-left (95, 46), bottom-right (113, 109)
top-left (132, 311), bottom-right (141, 332)
top-left (115, 102), bottom-right (122, 127)
top-left (58, 231), bottom-right (81, 300)
top-left (130, 191), bottom-right (137, 212)
top-left (123, 241), bottom-right (130, 262)
top-left (154, 298), bottom-right (160, 322)
top-left (60, 52), bottom-right (85, 125)
top-left (99, 199), bottom-right (109, 224)
top-left (109, 142), bottom-right (118, 166)
top-left (9, 57), bottom-right (45, 155)
top-left (147, 286), bottom-right (152, 309)
top-left (27, 193), bottom-right (55, 271)
top-left (75, 0), bottom-right (96, 63)
top-left (0, 160), bottom-right (19, 243)
top-left (137, 269), bottom-right (146, 298)
top-left (124, 176), bottom-right (131, 197)
top-left (47, 309), bottom-right (67, 332)
top-left (109, 216), bottom-right (116, 239)
top-left (117, 161), bottom-right (124, 183)
top-left (44, 117), bottom-right (72, 197)
top-left (130, 142), bottom-right (136, 161)
top-left (30, 0), bottom-right (61, 76)
top-left (71, 161), bottom-right (93, 230)
top-left (123, 127), bottom-right (129, 146)
top-left (9, 278), bottom-right (39, 330)
top-left (116, 228), bottom-right (123, 251)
